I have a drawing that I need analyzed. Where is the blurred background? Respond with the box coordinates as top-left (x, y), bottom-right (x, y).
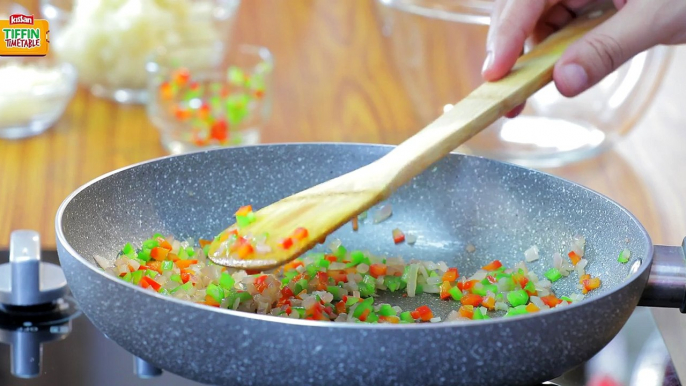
top-left (2, 1), bottom-right (686, 385)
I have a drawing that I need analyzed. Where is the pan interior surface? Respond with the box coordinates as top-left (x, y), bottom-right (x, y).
top-left (59, 144), bottom-right (651, 319)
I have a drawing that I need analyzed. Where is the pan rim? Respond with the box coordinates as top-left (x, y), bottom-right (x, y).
top-left (55, 142), bottom-right (655, 330)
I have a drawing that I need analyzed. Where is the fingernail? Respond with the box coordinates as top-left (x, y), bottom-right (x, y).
top-left (557, 63), bottom-right (588, 95)
top-left (482, 51), bottom-right (494, 75)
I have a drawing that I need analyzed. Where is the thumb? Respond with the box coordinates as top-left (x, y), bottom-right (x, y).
top-left (553, 2), bottom-right (658, 97)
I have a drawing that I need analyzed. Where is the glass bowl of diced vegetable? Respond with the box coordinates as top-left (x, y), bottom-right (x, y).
top-left (146, 42), bottom-right (273, 154)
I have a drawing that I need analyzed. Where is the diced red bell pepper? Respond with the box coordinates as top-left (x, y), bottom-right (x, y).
top-left (442, 267), bottom-right (459, 282)
top-left (482, 260), bottom-right (503, 271)
top-left (159, 81), bottom-right (173, 100)
top-left (172, 68), bottom-right (190, 85)
top-left (352, 217), bottom-right (359, 231)
top-left (180, 272), bottom-right (190, 284)
top-left (292, 227), bottom-right (308, 241)
top-left (325, 255), bottom-right (338, 263)
top-left (254, 275), bottom-right (269, 292)
top-left (140, 276), bottom-right (161, 291)
top-left (281, 286), bottom-right (294, 298)
top-left (414, 305), bottom-right (433, 322)
top-left (439, 281), bottom-right (452, 300)
top-left (150, 247), bottom-right (169, 261)
top-left (458, 305), bottom-right (474, 319)
top-left (210, 119), bottom-right (229, 142)
top-left (568, 251), bottom-right (582, 265)
top-left (280, 238), bottom-right (293, 250)
top-left (486, 275), bottom-right (497, 284)
top-left (316, 271), bottom-right (328, 291)
top-left (458, 279), bottom-right (479, 292)
top-left (512, 272), bottom-right (529, 288)
top-left (392, 228), bottom-right (405, 244)
top-left (540, 295), bottom-right (563, 308)
top-left (335, 301), bottom-right (346, 314)
top-left (461, 293), bottom-right (483, 307)
top-left (369, 264), bottom-right (387, 278)
top-left (358, 309), bottom-right (371, 322)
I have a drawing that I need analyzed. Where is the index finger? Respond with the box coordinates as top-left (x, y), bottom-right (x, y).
top-left (482, 0), bottom-right (554, 81)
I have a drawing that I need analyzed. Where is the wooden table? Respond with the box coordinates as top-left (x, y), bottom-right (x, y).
top-left (1, 0), bottom-right (686, 250)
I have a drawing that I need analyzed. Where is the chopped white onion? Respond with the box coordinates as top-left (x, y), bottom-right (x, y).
top-left (329, 262), bottom-right (346, 270)
top-left (356, 263), bottom-right (369, 274)
top-left (469, 269), bottom-right (488, 281)
top-left (94, 255), bottom-right (113, 269)
top-left (406, 264), bottom-right (419, 297)
top-left (524, 245), bottom-right (540, 262)
top-left (430, 317), bottom-right (441, 323)
top-left (570, 293), bottom-right (585, 302)
top-left (515, 261), bottom-right (528, 274)
top-left (495, 301), bottom-right (509, 311)
top-left (552, 252), bottom-right (563, 270)
top-left (373, 204), bottom-right (393, 223)
top-left (423, 284), bottom-right (440, 294)
top-left (406, 233), bottom-right (417, 245)
top-left (466, 244), bottom-right (476, 253)
top-left (426, 276), bottom-right (442, 285)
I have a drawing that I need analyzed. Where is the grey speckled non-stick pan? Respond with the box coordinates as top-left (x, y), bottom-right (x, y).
top-left (55, 144), bottom-right (686, 386)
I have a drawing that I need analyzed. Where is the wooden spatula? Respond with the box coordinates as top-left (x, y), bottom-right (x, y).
top-left (208, 7), bottom-right (615, 270)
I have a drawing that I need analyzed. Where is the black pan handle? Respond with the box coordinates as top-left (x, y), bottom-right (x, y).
top-left (638, 242), bottom-right (686, 311)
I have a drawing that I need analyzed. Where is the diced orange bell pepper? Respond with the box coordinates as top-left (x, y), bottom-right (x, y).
top-left (175, 259), bottom-right (198, 269)
top-left (292, 227), bottom-right (308, 241)
top-left (327, 270), bottom-right (348, 283)
top-left (235, 205), bottom-right (253, 216)
top-left (147, 261), bottom-right (163, 274)
top-left (140, 276), bottom-right (161, 291)
top-left (458, 279), bottom-right (479, 292)
top-left (568, 251), bottom-right (582, 265)
top-left (199, 238), bottom-right (212, 248)
top-left (157, 238), bottom-right (173, 251)
top-left (540, 295), bottom-right (563, 308)
top-left (335, 301), bottom-right (346, 314)
top-left (582, 277), bottom-right (601, 294)
top-left (439, 281), bottom-right (452, 300)
top-left (369, 264), bottom-right (387, 278)
top-left (525, 303), bottom-right (540, 313)
top-left (237, 243), bottom-right (255, 259)
top-left (379, 315), bottom-right (400, 324)
top-left (461, 293), bottom-right (483, 307)
top-left (482, 296), bottom-right (496, 311)
top-left (205, 295), bottom-right (220, 307)
top-left (150, 247), bottom-right (169, 261)
top-left (442, 267), bottom-right (459, 282)
top-left (458, 305), bottom-right (474, 319)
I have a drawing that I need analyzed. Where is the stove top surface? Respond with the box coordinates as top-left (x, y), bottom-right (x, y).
top-left (0, 250), bottom-right (680, 386)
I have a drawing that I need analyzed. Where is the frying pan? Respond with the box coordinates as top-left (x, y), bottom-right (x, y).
top-left (55, 144), bottom-right (686, 386)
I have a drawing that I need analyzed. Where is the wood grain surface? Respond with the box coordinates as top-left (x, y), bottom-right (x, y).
top-left (1, 0), bottom-right (685, 250)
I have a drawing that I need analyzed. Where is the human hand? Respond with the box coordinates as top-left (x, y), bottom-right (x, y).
top-left (482, 0), bottom-right (686, 117)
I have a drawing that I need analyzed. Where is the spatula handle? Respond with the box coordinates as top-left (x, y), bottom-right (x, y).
top-left (377, 5), bottom-right (615, 194)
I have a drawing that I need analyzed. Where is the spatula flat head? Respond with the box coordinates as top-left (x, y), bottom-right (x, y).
top-left (207, 173), bottom-right (385, 270)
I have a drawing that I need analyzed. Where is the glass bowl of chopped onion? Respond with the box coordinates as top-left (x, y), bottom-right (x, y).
top-left (0, 56), bottom-right (77, 139)
top-left (40, 0), bottom-right (241, 104)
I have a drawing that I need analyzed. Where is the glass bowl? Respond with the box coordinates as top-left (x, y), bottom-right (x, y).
top-left (40, 0), bottom-right (241, 104)
top-left (146, 42), bottom-right (273, 154)
top-left (375, 0), bottom-right (673, 167)
top-left (0, 56), bottom-right (77, 139)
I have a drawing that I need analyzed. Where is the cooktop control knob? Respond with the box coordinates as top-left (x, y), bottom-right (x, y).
top-left (0, 230), bottom-right (68, 306)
